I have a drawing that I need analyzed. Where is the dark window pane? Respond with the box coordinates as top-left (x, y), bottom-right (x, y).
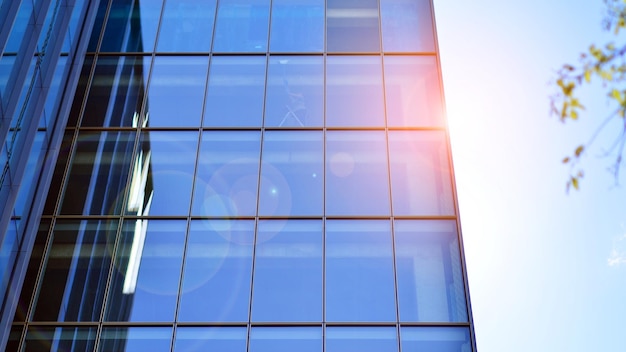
top-left (157, 0), bottom-right (217, 52)
top-left (213, 0), bottom-right (270, 53)
top-left (250, 327), bottom-right (322, 352)
top-left (43, 132), bottom-right (73, 214)
top-left (23, 327), bottom-right (96, 352)
top-left (401, 327), bottom-right (471, 352)
top-left (326, 327), bottom-right (397, 352)
top-left (259, 131), bottom-right (323, 216)
top-left (327, 0), bottom-right (380, 52)
top-left (270, 0), bottom-right (324, 52)
top-left (252, 220), bottom-right (322, 322)
top-left (178, 220), bottom-right (254, 322)
top-left (381, 0), bottom-right (435, 52)
top-left (265, 56), bottom-right (323, 127)
top-left (99, 327), bottom-right (172, 352)
top-left (5, 326), bottom-right (22, 352)
top-left (395, 220), bottom-right (468, 322)
top-left (325, 220), bottom-right (396, 322)
top-left (66, 57), bottom-right (94, 127)
top-left (174, 327), bottom-right (247, 351)
top-left (100, 0), bottom-right (163, 52)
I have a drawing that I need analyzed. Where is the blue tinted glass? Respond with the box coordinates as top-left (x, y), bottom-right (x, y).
top-left (327, 0), bottom-right (380, 52)
top-left (204, 56), bottom-right (266, 127)
top-left (250, 327), bottom-right (322, 352)
top-left (388, 131), bottom-right (454, 216)
top-left (0, 56), bottom-right (15, 97)
top-left (99, 327), bottom-right (172, 352)
top-left (178, 220), bottom-right (254, 322)
top-left (265, 56), bottom-right (323, 127)
top-left (395, 220), bottom-right (468, 322)
top-left (3, 0), bottom-right (32, 53)
top-left (252, 220), bottom-right (322, 322)
top-left (384, 56), bottom-right (443, 126)
top-left (401, 327), bottom-right (471, 351)
top-left (145, 56), bottom-right (208, 127)
top-left (87, 0), bottom-right (111, 51)
top-left (105, 220), bottom-right (185, 322)
top-left (41, 56), bottom-right (68, 129)
top-left (326, 131), bottom-right (390, 216)
top-left (381, 0), bottom-right (435, 52)
top-left (101, 0), bottom-right (164, 52)
top-left (325, 220), bottom-right (396, 322)
top-left (13, 132), bottom-right (44, 216)
top-left (270, 0), bottom-right (324, 52)
top-left (259, 131), bottom-right (323, 216)
top-left (326, 327), bottom-right (398, 352)
top-left (213, 0), bottom-right (270, 52)
top-left (23, 327), bottom-right (96, 352)
top-left (157, 0), bottom-right (217, 52)
top-left (175, 327), bottom-right (247, 351)
top-left (193, 131), bottom-right (260, 216)
top-left (0, 221), bottom-right (19, 301)
top-left (134, 131), bottom-right (198, 216)
top-left (326, 56), bottom-right (384, 127)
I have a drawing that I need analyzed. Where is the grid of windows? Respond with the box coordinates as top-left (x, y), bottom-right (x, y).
top-left (8, 0), bottom-right (474, 350)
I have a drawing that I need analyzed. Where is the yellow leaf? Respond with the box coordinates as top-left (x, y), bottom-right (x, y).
top-left (572, 177), bottom-right (579, 190)
top-left (562, 157), bottom-right (570, 163)
top-left (575, 145), bottom-right (584, 157)
top-left (600, 70), bottom-right (613, 80)
top-left (570, 110), bottom-right (578, 119)
top-left (584, 70), bottom-right (591, 83)
top-left (611, 88), bottom-right (623, 103)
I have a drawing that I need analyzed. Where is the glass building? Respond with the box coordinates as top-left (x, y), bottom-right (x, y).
top-left (0, 0), bottom-right (476, 350)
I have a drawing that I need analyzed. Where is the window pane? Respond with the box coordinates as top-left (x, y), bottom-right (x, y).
top-left (105, 220), bottom-right (185, 322)
top-left (384, 56), bottom-right (442, 127)
top-left (326, 327), bottom-right (397, 352)
top-left (326, 56), bottom-right (384, 127)
top-left (250, 327), bottom-right (322, 352)
top-left (326, 131), bottom-right (390, 216)
top-left (395, 220), bottom-right (468, 322)
top-left (327, 0), bottom-right (380, 52)
top-left (23, 327), bottom-right (96, 352)
top-left (213, 0), bottom-right (270, 52)
top-left (5, 326), bottom-right (22, 352)
top-left (270, 0), bottom-right (324, 52)
top-left (265, 56), bottom-right (323, 127)
top-left (401, 327), bottom-right (471, 352)
top-left (32, 221), bottom-right (117, 322)
top-left (99, 327), bottom-right (172, 352)
top-left (134, 131), bottom-right (198, 216)
top-left (388, 131), bottom-right (454, 216)
top-left (178, 220), bottom-right (254, 322)
top-left (100, 0), bottom-right (163, 52)
top-left (144, 56), bottom-right (208, 127)
top-left (175, 327), bottom-right (247, 351)
top-left (204, 56), bottom-right (266, 127)
top-left (252, 220), bottom-right (322, 322)
top-left (59, 131), bottom-right (135, 215)
top-left (193, 131), bottom-right (260, 216)
top-left (326, 220), bottom-right (396, 322)
top-left (157, 0), bottom-right (217, 52)
top-left (259, 131), bottom-right (323, 216)
top-left (381, 0), bottom-right (434, 52)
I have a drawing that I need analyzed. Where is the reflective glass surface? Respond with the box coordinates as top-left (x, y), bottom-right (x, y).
top-left (252, 220), bottom-right (322, 322)
top-left (13, 222), bottom-right (49, 322)
top-left (99, 327), bottom-right (172, 352)
top-left (193, 131), bottom-right (261, 216)
top-left (174, 327), bottom-right (247, 351)
top-left (401, 327), bottom-right (471, 352)
top-left (326, 220), bottom-right (396, 322)
top-left (157, 0), bottom-right (217, 52)
top-left (326, 56), bottom-right (384, 127)
top-left (22, 327), bottom-right (96, 352)
top-left (67, 57), bottom-right (95, 127)
top-left (326, 327), bottom-right (398, 352)
top-left (326, 131), bottom-right (390, 216)
top-left (213, 0), bottom-right (270, 52)
top-left (204, 56), bottom-right (266, 127)
top-left (249, 327), bottom-right (322, 352)
top-left (258, 131), bottom-right (323, 216)
top-left (327, 0), bottom-right (380, 52)
top-left (270, 0), bottom-right (324, 52)
top-left (388, 131), bottom-right (454, 216)
top-left (381, 0), bottom-right (435, 52)
top-left (178, 220), bottom-right (254, 322)
top-left (100, 0), bottom-right (164, 52)
top-left (265, 56), bottom-right (324, 127)
top-left (105, 220), bottom-right (185, 322)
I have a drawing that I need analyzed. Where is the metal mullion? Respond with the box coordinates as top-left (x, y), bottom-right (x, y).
top-left (322, 4), bottom-right (328, 351)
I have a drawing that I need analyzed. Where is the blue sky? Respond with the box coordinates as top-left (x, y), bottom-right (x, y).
top-left (435, 1), bottom-right (626, 351)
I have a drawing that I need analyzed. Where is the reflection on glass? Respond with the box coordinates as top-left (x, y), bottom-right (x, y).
top-left (5, 326), bottom-right (22, 352)
top-left (326, 131), bottom-right (390, 216)
top-left (213, 0), bottom-right (270, 52)
top-left (59, 131), bottom-right (135, 215)
top-left (13, 132), bottom-right (44, 216)
top-left (178, 220), bottom-right (254, 322)
top-left (270, 0), bottom-right (324, 52)
top-left (193, 131), bottom-right (260, 216)
top-left (401, 327), bottom-right (471, 351)
top-left (175, 327), bottom-right (247, 351)
top-left (157, 0), bottom-right (217, 52)
top-left (252, 220), bottom-right (322, 322)
top-left (384, 56), bottom-right (442, 126)
top-left (99, 327), bottom-right (172, 352)
top-left (327, 0), bottom-right (380, 52)
top-left (326, 220), bottom-right (396, 322)
top-left (13, 222), bottom-right (49, 322)
top-left (326, 327), bottom-right (398, 352)
top-left (204, 56), bottom-right (266, 127)
top-left (265, 56), bottom-right (323, 127)
top-left (105, 220), bottom-right (185, 322)
top-left (259, 131), bottom-right (323, 216)
top-left (388, 131), bottom-right (454, 216)
top-left (22, 327), bottom-right (96, 352)
top-left (381, 0), bottom-right (435, 52)
top-left (66, 57), bottom-right (94, 127)
top-left (100, 0), bottom-right (164, 52)
top-left (395, 220), bottom-right (468, 322)
top-left (144, 56), bottom-right (208, 127)
top-left (1, 221), bottom-right (19, 306)
top-left (326, 56), bottom-right (384, 127)
top-left (250, 327), bottom-right (322, 352)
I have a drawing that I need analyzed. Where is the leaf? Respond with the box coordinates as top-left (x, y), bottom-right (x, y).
top-left (571, 177), bottom-right (579, 190)
top-left (575, 145), bottom-right (584, 157)
top-left (584, 70), bottom-right (591, 83)
top-left (611, 88), bottom-right (623, 103)
top-left (600, 70), bottom-right (613, 80)
top-left (570, 110), bottom-right (578, 119)
top-left (562, 157), bottom-right (570, 163)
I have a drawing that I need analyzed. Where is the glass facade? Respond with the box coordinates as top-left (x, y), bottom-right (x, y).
top-left (1, 0), bottom-right (475, 350)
